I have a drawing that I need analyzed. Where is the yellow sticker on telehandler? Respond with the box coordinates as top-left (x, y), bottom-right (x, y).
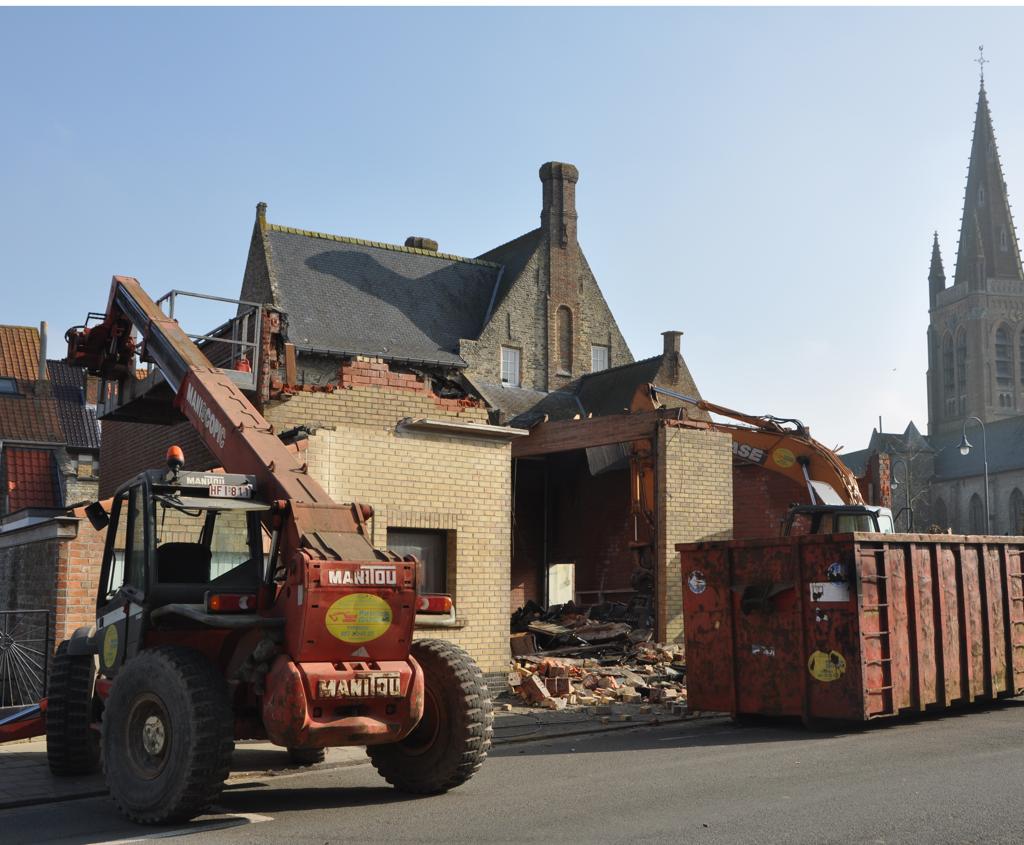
top-left (325, 593), bottom-right (393, 643)
top-left (102, 625), bottom-right (119, 668)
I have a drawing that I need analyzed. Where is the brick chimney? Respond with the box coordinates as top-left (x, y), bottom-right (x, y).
top-left (662, 330), bottom-right (682, 382)
top-left (405, 236), bottom-right (439, 252)
top-left (541, 162), bottom-right (581, 389)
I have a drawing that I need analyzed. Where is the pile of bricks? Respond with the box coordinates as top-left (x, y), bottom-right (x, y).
top-left (507, 647), bottom-right (687, 716)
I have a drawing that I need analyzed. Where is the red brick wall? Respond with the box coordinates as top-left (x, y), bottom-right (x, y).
top-left (732, 464), bottom-right (807, 540)
top-left (53, 506), bottom-right (107, 643)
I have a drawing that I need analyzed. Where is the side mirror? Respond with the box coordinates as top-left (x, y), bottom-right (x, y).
top-left (85, 501), bottom-right (109, 531)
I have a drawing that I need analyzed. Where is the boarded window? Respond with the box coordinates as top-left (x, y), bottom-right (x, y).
top-left (500, 346), bottom-right (520, 387)
top-left (387, 529), bottom-right (447, 594)
top-left (591, 344), bottom-right (609, 372)
top-left (557, 307), bottom-right (573, 374)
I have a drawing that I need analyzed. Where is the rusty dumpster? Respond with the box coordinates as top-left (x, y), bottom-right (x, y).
top-left (678, 533), bottom-right (1024, 724)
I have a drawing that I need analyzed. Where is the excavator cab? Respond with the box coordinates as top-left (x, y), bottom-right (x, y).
top-left (782, 504), bottom-right (895, 537)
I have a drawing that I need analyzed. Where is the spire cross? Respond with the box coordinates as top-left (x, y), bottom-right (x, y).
top-left (976, 45), bottom-right (988, 83)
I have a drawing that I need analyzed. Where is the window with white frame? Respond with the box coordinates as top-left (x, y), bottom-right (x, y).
top-left (591, 344), bottom-right (610, 372)
top-left (500, 346), bottom-right (521, 387)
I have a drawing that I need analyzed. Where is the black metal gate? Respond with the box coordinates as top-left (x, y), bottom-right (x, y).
top-left (0, 610), bottom-right (51, 707)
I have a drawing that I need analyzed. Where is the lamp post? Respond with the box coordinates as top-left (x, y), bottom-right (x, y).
top-left (958, 416), bottom-right (991, 534)
top-left (890, 457), bottom-right (913, 531)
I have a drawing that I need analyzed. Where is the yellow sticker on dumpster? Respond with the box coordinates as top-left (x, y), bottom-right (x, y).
top-left (102, 624), bottom-right (119, 668)
top-left (325, 593), bottom-right (393, 643)
top-left (807, 649), bottom-right (847, 682)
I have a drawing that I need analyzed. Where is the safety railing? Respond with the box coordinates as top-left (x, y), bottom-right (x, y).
top-left (0, 610), bottom-right (51, 707)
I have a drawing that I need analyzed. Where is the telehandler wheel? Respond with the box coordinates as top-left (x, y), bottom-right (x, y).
top-left (287, 747), bottom-right (326, 766)
top-left (367, 639), bottom-right (493, 794)
top-left (46, 641), bottom-right (100, 776)
top-left (101, 646), bottom-right (234, 825)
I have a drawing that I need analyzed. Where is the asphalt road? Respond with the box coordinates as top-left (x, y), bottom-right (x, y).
top-left (4, 701), bottom-right (1023, 845)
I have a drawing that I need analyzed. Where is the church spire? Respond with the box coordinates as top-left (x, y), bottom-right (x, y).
top-left (929, 231), bottom-right (946, 306)
top-left (953, 62), bottom-right (1024, 288)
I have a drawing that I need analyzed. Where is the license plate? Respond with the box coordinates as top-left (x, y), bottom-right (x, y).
top-left (209, 484), bottom-right (251, 499)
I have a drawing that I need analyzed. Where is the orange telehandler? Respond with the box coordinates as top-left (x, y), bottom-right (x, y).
top-left (41, 276), bottom-right (492, 824)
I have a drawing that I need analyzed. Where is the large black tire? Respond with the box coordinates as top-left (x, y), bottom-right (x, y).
top-left (46, 641), bottom-right (100, 776)
top-left (287, 747), bottom-right (326, 766)
top-left (101, 647), bottom-right (234, 825)
top-left (367, 639), bottom-right (493, 794)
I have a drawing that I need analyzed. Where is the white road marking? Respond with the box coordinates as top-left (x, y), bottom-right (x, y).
top-left (88, 812), bottom-right (272, 844)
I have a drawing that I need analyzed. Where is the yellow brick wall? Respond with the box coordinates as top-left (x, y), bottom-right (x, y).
top-left (264, 381), bottom-right (511, 675)
top-left (657, 426), bottom-right (733, 643)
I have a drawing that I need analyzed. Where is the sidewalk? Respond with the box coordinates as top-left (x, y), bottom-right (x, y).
top-left (0, 699), bottom-right (714, 811)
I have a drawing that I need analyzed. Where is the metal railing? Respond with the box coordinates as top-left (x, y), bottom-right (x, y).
top-left (0, 610), bottom-right (51, 707)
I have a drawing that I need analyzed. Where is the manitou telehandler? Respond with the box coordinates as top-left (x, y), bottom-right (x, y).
top-left (46, 276), bottom-right (492, 824)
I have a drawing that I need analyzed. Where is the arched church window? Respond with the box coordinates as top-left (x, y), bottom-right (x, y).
top-left (996, 326), bottom-right (1012, 386)
top-left (556, 306), bottom-right (573, 374)
top-left (1010, 489), bottom-right (1024, 535)
top-left (942, 334), bottom-right (954, 397)
top-left (969, 494), bottom-right (986, 534)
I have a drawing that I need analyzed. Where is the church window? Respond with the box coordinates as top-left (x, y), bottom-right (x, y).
top-left (956, 330), bottom-right (967, 415)
top-left (556, 306), bottom-right (573, 374)
top-left (942, 334), bottom-right (954, 396)
top-left (978, 184), bottom-right (986, 205)
top-left (1010, 489), bottom-right (1024, 535)
top-left (969, 493), bottom-right (986, 534)
top-left (1001, 227), bottom-right (1009, 251)
top-left (590, 344), bottom-right (609, 373)
top-left (996, 327), bottom-right (1012, 386)
top-left (1019, 331), bottom-right (1024, 385)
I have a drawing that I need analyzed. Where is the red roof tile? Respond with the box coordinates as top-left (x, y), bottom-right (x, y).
top-left (0, 325), bottom-right (41, 380)
top-left (4, 447), bottom-right (61, 511)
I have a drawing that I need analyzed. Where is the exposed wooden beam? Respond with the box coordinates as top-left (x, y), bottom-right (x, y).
top-left (511, 410), bottom-right (705, 458)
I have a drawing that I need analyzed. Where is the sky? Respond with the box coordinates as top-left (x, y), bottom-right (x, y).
top-left (3, 6), bottom-right (1024, 452)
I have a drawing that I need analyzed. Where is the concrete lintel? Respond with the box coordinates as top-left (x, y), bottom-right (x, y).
top-left (396, 417), bottom-right (528, 441)
top-left (0, 516), bottom-right (80, 549)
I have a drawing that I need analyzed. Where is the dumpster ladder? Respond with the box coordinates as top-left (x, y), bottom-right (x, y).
top-left (860, 550), bottom-right (897, 718)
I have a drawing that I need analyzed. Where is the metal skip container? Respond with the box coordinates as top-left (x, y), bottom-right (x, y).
top-left (678, 534), bottom-right (1024, 723)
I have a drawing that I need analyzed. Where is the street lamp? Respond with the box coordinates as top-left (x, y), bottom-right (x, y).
top-left (890, 457), bottom-right (913, 531)
top-left (958, 416), bottom-right (990, 534)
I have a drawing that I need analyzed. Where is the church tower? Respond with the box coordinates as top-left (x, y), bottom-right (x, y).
top-left (927, 65), bottom-right (1024, 437)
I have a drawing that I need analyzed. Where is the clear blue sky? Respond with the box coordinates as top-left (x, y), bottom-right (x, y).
top-left (3, 7), bottom-right (1023, 451)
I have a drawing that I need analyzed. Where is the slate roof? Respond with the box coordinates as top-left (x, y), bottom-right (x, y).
top-left (839, 448), bottom-right (870, 477)
top-left (47, 360), bottom-right (101, 451)
top-left (466, 381), bottom-right (551, 423)
top-left (0, 325), bottom-right (40, 380)
top-left (265, 225), bottom-right (502, 368)
top-left (506, 356), bottom-right (665, 428)
top-left (932, 415), bottom-right (1024, 480)
top-left (476, 228), bottom-right (543, 320)
top-left (3, 447), bottom-right (61, 510)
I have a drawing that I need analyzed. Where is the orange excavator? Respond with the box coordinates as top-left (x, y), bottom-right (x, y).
top-left (35, 276), bottom-right (492, 824)
top-left (620, 383), bottom-right (892, 614)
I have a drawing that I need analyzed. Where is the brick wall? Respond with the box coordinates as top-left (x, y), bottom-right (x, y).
top-left (262, 363), bottom-right (511, 675)
top-left (657, 426), bottom-right (733, 644)
top-left (54, 507), bottom-right (106, 643)
top-left (732, 464), bottom-right (806, 540)
top-left (100, 418), bottom-right (216, 499)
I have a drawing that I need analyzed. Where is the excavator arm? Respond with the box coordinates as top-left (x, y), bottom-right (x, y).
top-left (631, 383), bottom-right (864, 506)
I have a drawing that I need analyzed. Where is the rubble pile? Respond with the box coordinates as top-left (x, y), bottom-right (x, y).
top-left (507, 600), bottom-right (687, 714)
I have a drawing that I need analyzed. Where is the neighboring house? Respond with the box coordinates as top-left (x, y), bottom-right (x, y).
top-left (0, 324), bottom-right (100, 519)
top-left (847, 73), bottom-right (1024, 534)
